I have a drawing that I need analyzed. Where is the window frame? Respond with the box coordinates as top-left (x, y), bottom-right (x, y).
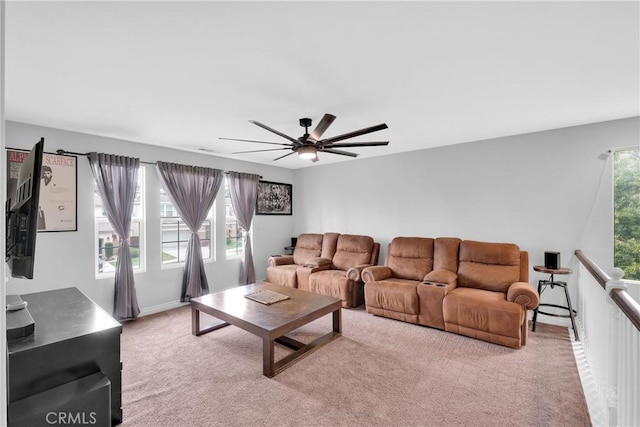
top-left (613, 147), bottom-right (640, 283)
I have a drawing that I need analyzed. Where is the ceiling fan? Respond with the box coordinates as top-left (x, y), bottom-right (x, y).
top-left (219, 113), bottom-right (389, 162)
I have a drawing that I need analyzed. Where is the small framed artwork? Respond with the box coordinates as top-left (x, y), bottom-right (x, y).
top-left (6, 149), bottom-right (78, 232)
top-left (256, 181), bottom-right (292, 215)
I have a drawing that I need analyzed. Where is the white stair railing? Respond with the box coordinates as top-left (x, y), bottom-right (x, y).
top-left (575, 250), bottom-right (640, 427)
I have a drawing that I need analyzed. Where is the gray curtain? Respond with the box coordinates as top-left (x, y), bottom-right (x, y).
top-left (156, 161), bottom-right (224, 301)
top-left (89, 152), bottom-right (140, 321)
top-left (227, 172), bottom-right (260, 284)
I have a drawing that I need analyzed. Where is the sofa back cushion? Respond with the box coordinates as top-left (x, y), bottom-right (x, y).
top-left (434, 237), bottom-right (461, 272)
top-left (293, 233), bottom-right (323, 265)
top-left (332, 234), bottom-right (375, 271)
top-left (457, 240), bottom-right (521, 292)
top-left (320, 232), bottom-right (340, 260)
top-left (387, 237), bottom-right (434, 281)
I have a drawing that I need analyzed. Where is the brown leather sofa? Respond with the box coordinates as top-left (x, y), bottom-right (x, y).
top-left (266, 232), bottom-right (339, 288)
top-left (363, 237), bottom-right (539, 349)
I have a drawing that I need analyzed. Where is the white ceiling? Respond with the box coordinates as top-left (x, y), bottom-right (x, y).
top-left (5, 1), bottom-right (639, 169)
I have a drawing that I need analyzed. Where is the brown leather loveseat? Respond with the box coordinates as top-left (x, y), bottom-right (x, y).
top-left (302, 234), bottom-right (380, 308)
top-left (267, 233), bottom-right (380, 308)
top-left (266, 232), bottom-right (339, 288)
top-left (362, 237), bottom-right (539, 349)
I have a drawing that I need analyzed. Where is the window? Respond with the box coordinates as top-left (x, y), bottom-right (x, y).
top-left (225, 178), bottom-right (246, 258)
top-left (160, 188), bottom-right (214, 265)
top-left (613, 147), bottom-right (640, 281)
top-left (95, 167), bottom-right (145, 276)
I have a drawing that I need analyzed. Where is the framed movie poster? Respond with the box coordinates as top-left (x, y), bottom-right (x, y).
top-left (6, 149), bottom-right (78, 232)
top-left (256, 181), bottom-right (292, 215)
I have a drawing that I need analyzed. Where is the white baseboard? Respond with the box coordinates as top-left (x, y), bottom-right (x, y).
top-left (139, 300), bottom-right (188, 317)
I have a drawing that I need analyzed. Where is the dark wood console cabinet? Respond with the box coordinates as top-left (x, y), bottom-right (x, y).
top-left (7, 287), bottom-right (122, 426)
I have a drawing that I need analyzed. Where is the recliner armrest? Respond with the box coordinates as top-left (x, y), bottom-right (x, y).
top-left (423, 269), bottom-right (458, 287)
top-left (347, 264), bottom-right (374, 281)
top-left (303, 257), bottom-right (332, 268)
top-left (361, 266), bottom-right (392, 283)
top-left (268, 255), bottom-right (294, 267)
top-left (296, 262), bottom-right (332, 292)
top-left (507, 282), bottom-right (540, 310)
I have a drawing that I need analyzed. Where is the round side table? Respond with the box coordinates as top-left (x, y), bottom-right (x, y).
top-left (531, 265), bottom-right (579, 341)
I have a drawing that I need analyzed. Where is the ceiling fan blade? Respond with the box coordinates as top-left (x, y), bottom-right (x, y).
top-left (321, 148), bottom-right (359, 158)
top-left (309, 113), bottom-right (336, 141)
top-left (249, 120), bottom-right (297, 143)
top-left (273, 151), bottom-right (296, 161)
top-left (323, 141), bottom-right (389, 148)
top-left (232, 148), bottom-right (291, 154)
top-left (320, 123), bottom-right (388, 144)
top-left (219, 137), bottom-right (293, 147)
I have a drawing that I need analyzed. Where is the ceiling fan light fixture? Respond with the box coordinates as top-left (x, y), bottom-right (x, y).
top-left (298, 146), bottom-right (317, 160)
top-left (220, 113), bottom-right (389, 163)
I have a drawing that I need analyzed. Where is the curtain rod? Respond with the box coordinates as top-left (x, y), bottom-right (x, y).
top-left (608, 146), bottom-right (640, 153)
top-left (39, 148), bottom-right (261, 178)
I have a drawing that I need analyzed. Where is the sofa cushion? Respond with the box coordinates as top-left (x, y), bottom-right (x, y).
top-left (387, 237), bottom-right (434, 281)
top-left (308, 270), bottom-right (351, 302)
top-left (265, 264), bottom-right (298, 288)
top-left (292, 233), bottom-right (323, 265)
top-left (457, 240), bottom-right (521, 292)
top-left (332, 235), bottom-right (375, 271)
top-left (365, 278), bottom-right (420, 323)
top-left (433, 237), bottom-right (461, 272)
top-left (443, 287), bottom-right (524, 348)
top-left (320, 232), bottom-right (341, 260)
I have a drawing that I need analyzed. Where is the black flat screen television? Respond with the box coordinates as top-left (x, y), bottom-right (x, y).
top-left (5, 138), bottom-right (45, 279)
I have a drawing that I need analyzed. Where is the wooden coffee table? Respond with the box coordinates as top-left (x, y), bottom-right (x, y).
top-left (190, 282), bottom-right (342, 377)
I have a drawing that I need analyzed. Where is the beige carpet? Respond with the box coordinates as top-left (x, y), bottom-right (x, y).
top-left (120, 305), bottom-right (591, 427)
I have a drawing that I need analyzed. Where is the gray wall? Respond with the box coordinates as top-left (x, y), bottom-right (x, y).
top-left (5, 121), bottom-right (295, 314)
top-left (6, 117), bottom-right (638, 321)
top-left (293, 117), bottom-right (639, 317)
